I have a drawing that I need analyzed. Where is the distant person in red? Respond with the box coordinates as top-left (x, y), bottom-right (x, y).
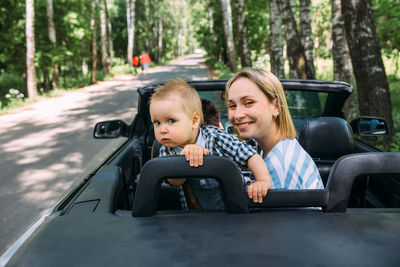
top-left (132, 55), bottom-right (140, 74)
top-left (140, 51), bottom-right (151, 73)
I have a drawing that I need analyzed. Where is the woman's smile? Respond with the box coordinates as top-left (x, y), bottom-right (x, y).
top-left (235, 121), bottom-right (254, 131)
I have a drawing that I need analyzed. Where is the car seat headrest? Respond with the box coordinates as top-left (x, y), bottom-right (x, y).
top-left (298, 117), bottom-right (354, 160)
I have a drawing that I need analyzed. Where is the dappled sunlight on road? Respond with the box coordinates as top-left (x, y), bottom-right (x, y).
top-left (0, 53), bottom-right (210, 255)
top-left (16, 148), bottom-right (55, 165)
top-left (17, 152), bottom-right (84, 208)
top-left (18, 169), bottom-right (73, 200)
top-left (0, 76), bottom-right (139, 254)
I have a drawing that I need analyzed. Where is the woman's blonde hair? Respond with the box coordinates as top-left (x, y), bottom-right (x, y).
top-left (151, 78), bottom-right (204, 123)
top-left (225, 68), bottom-right (296, 139)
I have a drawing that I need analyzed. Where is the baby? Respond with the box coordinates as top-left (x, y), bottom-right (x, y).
top-left (149, 78), bottom-right (271, 210)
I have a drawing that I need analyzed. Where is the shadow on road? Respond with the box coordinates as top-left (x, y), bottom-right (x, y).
top-left (0, 53), bottom-right (211, 255)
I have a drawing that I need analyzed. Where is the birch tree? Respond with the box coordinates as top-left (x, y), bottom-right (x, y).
top-left (233, 0), bottom-right (251, 67)
top-left (104, 0), bottom-right (113, 67)
top-left (157, 19), bottom-right (163, 62)
top-left (46, 0), bottom-right (59, 88)
top-left (99, 0), bottom-right (109, 74)
top-left (331, 0), bottom-right (355, 118)
top-left (126, 0), bottom-right (136, 66)
top-left (269, 0), bottom-right (284, 78)
top-left (218, 0), bottom-right (237, 72)
top-left (299, 0), bottom-right (315, 74)
top-left (91, 0), bottom-right (98, 83)
top-left (342, 0), bottom-right (393, 141)
top-left (26, 0), bottom-right (37, 98)
top-left (287, 0), bottom-right (297, 78)
top-left (276, 0), bottom-right (314, 79)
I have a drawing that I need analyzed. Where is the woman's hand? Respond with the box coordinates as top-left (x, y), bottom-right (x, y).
top-left (247, 181), bottom-right (270, 203)
top-left (181, 144), bottom-right (210, 167)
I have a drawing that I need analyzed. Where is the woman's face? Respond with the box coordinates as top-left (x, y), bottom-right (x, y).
top-left (227, 77), bottom-right (279, 141)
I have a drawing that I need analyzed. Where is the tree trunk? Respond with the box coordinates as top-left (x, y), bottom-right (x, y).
top-left (299, 0), bottom-right (315, 76)
top-left (288, 0), bottom-right (297, 79)
top-left (91, 0), bottom-right (98, 84)
top-left (332, 0), bottom-right (355, 119)
top-left (269, 0), bottom-right (285, 78)
top-left (218, 0), bottom-right (237, 72)
top-left (342, 0), bottom-right (394, 142)
top-left (99, 0), bottom-right (109, 75)
top-left (148, 0), bottom-right (155, 58)
top-left (158, 19), bottom-right (163, 61)
top-left (276, 0), bottom-right (314, 79)
top-left (177, 27), bottom-right (183, 57)
top-left (26, 0), bottom-right (37, 99)
top-left (233, 0), bottom-right (251, 68)
top-left (82, 59), bottom-right (88, 77)
top-left (43, 69), bottom-right (51, 92)
top-left (104, 0), bottom-right (113, 67)
top-left (46, 0), bottom-right (59, 88)
top-left (126, 0), bottom-right (136, 66)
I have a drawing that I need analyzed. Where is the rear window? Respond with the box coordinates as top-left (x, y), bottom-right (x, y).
top-left (286, 90), bottom-right (328, 131)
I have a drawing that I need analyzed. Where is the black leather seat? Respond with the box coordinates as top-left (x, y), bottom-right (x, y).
top-left (298, 117), bottom-right (354, 185)
top-left (150, 139), bottom-right (182, 210)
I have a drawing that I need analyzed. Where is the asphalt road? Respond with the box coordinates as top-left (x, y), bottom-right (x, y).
top-left (0, 53), bottom-right (211, 256)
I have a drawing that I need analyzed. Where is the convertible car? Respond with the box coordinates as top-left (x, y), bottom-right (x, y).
top-left (2, 80), bottom-right (399, 266)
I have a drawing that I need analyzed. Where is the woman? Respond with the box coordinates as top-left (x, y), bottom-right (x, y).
top-left (225, 68), bottom-right (324, 189)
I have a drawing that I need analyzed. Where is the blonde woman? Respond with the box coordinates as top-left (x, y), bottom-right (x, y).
top-left (225, 68), bottom-right (324, 189)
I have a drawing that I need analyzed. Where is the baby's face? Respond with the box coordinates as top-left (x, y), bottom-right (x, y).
top-left (150, 98), bottom-right (198, 148)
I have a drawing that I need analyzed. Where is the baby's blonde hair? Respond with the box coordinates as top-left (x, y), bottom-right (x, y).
top-left (225, 68), bottom-right (296, 139)
top-left (151, 78), bottom-right (204, 123)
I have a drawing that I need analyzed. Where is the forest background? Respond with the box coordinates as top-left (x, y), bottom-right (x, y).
top-left (0, 0), bottom-right (399, 151)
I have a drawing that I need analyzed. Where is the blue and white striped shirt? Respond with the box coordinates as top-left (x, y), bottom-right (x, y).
top-left (262, 138), bottom-right (324, 189)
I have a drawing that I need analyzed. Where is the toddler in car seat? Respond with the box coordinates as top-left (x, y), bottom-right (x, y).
top-left (149, 78), bottom-right (271, 210)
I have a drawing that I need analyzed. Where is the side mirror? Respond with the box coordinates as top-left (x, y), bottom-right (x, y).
top-left (93, 120), bottom-right (129, 139)
top-left (350, 116), bottom-right (388, 136)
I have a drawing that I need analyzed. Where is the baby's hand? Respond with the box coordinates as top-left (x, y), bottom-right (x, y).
top-left (181, 144), bottom-right (210, 167)
top-left (247, 181), bottom-right (270, 203)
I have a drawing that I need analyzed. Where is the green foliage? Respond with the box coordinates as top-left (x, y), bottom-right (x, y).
top-left (108, 57), bottom-right (131, 76)
top-left (110, 0), bottom-right (127, 59)
top-left (204, 55), bottom-right (232, 79)
top-left (193, 0), bottom-right (240, 68)
top-left (0, 0), bottom-right (399, 138)
top-left (245, 0), bottom-right (269, 57)
top-left (389, 112), bottom-right (400, 152)
top-left (112, 0), bottom-right (197, 63)
top-left (0, 72), bottom-right (25, 93)
top-left (388, 75), bottom-right (400, 151)
top-left (312, 0), bottom-right (331, 59)
top-left (388, 75), bottom-right (400, 109)
top-left (373, 0), bottom-right (400, 57)
top-left (0, 0), bottom-right (26, 74)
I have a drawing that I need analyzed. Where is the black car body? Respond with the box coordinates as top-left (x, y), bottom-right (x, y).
top-left (2, 80), bottom-right (399, 266)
